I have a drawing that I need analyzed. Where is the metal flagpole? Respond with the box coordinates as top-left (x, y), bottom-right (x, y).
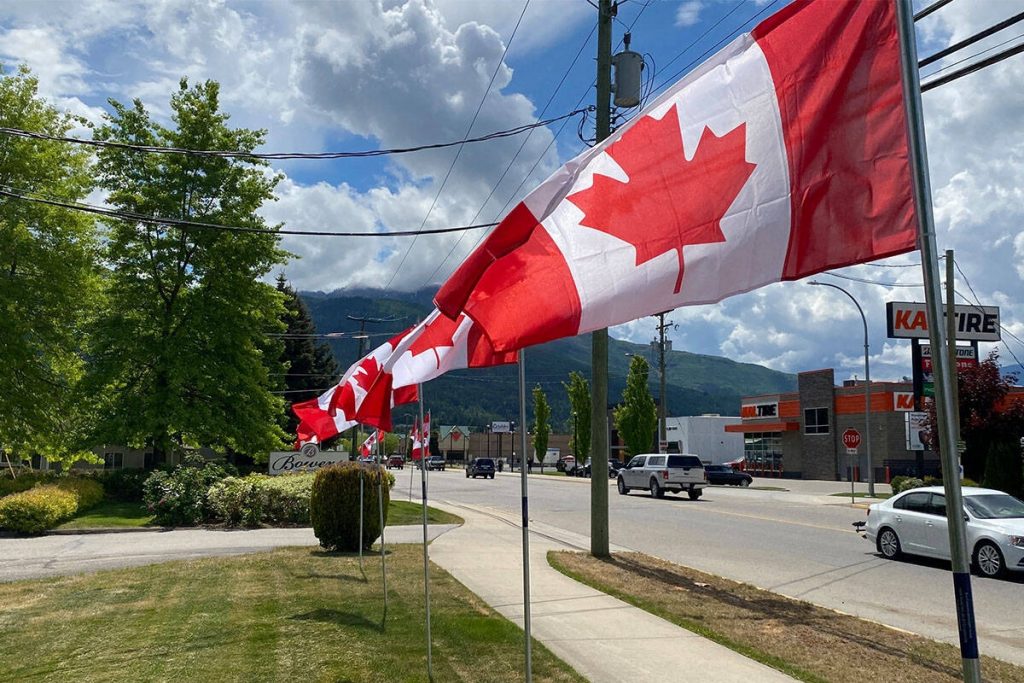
top-left (518, 349), bottom-right (533, 682)
top-left (359, 449), bottom-right (365, 574)
top-left (895, 2), bottom-right (981, 680)
top-left (377, 431), bottom-right (388, 623)
top-left (418, 386), bottom-right (433, 681)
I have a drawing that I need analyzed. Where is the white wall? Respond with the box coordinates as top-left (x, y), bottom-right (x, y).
top-left (664, 415), bottom-right (743, 464)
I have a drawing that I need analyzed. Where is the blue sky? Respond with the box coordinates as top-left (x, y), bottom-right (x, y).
top-left (2, 0), bottom-right (1023, 383)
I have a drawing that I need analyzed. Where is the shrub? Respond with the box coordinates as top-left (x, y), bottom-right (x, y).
top-left (922, 475), bottom-right (942, 487)
top-left (961, 478), bottom-right (979, 487)
top-left (143, 461), bottom-right (233, 526)
top-left (56, 478), bottom-right (104, 511)
top-left (90, 469), bottom-right (150, 502)
top-left (208, 477), bottom-right (265, 527)
top-left (310, 463), bottom-right (390, 551)
top-left (889, 476), bottom-right (908, 494)
top-left (0, 486), bottom-right (79, 534)
top-left (0, 471), bottom-right (56, 498)
top-left (261, 473), bottom-right (314, 525)
top-left (895, 477), bottom-right (925, 493)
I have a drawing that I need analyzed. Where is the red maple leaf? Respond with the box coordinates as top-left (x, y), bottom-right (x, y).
top-left (407, 313), bottom-right (462, 369)
top-left (568, 104), bottom-right (756, 293)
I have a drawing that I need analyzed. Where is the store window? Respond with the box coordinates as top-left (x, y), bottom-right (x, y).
top-left (744, 432), bottom-right (782, 474)
top-left (804, 407), bottom-right (830, 434)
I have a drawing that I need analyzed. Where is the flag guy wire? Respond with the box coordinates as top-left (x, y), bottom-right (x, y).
top-left (418, 386), bottom-right (433, 681)
top-left (896, 1), bottom-right (981, 681)
top-left (359, 453), bottom-right (365, 575)
top-left (518, 349), bottom-right (533, 682)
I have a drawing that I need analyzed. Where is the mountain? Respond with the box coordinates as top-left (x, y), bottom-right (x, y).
top-left (301, 288), bottom-right (796, 431)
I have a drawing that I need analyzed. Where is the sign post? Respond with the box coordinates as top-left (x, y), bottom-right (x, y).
top-left (842, 429), bottom-right (861, 504)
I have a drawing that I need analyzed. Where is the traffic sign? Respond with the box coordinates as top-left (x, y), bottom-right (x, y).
top-left (842, 428), bottom-right (862, 451)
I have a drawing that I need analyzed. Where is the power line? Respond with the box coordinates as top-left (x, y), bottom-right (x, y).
top-left (922, 39), bottom-right (1024, 92)
top-left (919, 10), bottom-right (1024, 68)
top-left (0, 110), bottom-right (586, 160)
top-left (914, 0), bottom-right (955, 22)
top-left (383, 0), bottom-right (532, 292)
top-left (0, 187), bottom-right (497, 237)
top-left (424, 19), bottom-right (599, 286)
top-left (822, 271), bottom-right (923, 288)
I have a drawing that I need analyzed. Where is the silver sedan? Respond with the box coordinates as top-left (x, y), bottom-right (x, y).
top-left (864, 486), bottom-right (1024, 578)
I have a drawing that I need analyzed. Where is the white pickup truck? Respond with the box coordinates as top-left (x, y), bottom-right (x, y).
top-left (616, 453), bottom-right (707, 500)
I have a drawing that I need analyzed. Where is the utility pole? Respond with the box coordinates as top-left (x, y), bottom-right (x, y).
top-left (590, 0), bottom-right (614, 559)
top-left (945, 249), bottom-right (962, 476)
top-left (655, 312), bottom-right (671, 443)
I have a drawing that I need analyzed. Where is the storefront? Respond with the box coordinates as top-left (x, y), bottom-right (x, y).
top-left (726, 368), bottom-right (942, 481)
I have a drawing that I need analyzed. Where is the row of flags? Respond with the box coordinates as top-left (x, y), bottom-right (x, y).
top-left (294, 0), bottom-right (918, 448)
top-left (351, 414), bottom-right (430, 461)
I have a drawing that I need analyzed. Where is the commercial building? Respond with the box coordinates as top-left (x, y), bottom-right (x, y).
top-left (726, 368), bottom-right (940, 481)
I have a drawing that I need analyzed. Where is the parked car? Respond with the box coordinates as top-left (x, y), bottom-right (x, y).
top-left (427, 456), bottom-right (446, 471)
top-left (864, 486), bottom-right (1024, 578)
top-left (556, 456), bottom-right (576, 472)
top-left (467, 457), bottom-right (496, 479)
top-left (386, 455), bottom-right (405, 470)
top-left (568, 459), bottom-right (620, 478)
top-left (617, 453), bottom-right (707, 500)
top-left (705, 464), bottom-right (753, 487)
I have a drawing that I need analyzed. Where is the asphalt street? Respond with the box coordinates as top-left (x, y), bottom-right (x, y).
top-left (410, 468), bottom-right (1024, 667)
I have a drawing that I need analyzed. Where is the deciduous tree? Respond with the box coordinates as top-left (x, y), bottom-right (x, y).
top-left (0, 66), bottom-right (99, 467)
top-left (532, 385), bottom-right (550, 465)
top-left (564, 371), bottom-right (591, 461)
top-left (85, 78), bottom-right (289, 462)
top-left (614, 356), bottom-right (657, 458)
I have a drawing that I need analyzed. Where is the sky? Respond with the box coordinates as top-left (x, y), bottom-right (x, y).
top-left (2, 0), bottom-right (1023, 383)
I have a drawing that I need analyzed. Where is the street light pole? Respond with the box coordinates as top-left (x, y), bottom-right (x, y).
top-left (809, 281), bottom-right (875, 497)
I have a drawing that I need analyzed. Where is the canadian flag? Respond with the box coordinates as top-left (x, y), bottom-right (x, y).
top-left (436, 0), bottom-right (917, 352)
top-left (410, 415), bottom-right (429, 461)
top-left (292, 330), bottom-right (419, 445)
top-left (360, 429), bottom-right (383, 458)
top-left (354, 310), bottom-right (516, 431)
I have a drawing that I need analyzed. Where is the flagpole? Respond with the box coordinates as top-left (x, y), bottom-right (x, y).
top-left (359, 440), bottom-right (365, 575)
top-left (418, 385), bottom-right (433, 681)
top-left (378, 431), bottom-right (388, 624)
top-left (895, 2), bottom-right (981, 681)
top-left (518, 349), bottom-right (533, 682)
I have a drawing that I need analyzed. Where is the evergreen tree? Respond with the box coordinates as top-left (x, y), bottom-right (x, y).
top-left (564, 371), bottom-right (591, 461)
top-left (0, 66), bottom-right (100, 467)
top-left (276, 275), bottom-right (340, 435)
top-left (982, 438), bottom-right (1024, 499)
top-left (614, 355), bottom-right (657, 458)
top-left (85, 79), bottom-right (289, 462)
top-left (532, 384), bottom-right (550, 465)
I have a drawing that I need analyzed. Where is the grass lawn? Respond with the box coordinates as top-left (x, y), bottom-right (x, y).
top-left (549, 551), bottom-right (1024, 683)
top-left (829, 492), bottom-right (891, 499)
top-left (54, 499), bottom-right (462, 531)
top-left (0, 545), bottom-right (582, 682)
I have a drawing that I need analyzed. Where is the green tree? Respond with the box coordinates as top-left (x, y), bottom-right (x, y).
top-left (532, 384), bottom-right (550, 465)
top-left (383, 432), bottom-right (400, 455)
top-left (614, 355), bottom-right (657, 458)
top-left (85, 78), bottom-right (289, 463)
top-left (982, 437), bottom-right (1024, 499)
top-left (564, 371), bottom-right (591, 460)
top-left (0, 66), bottom-right (100, 467)
top-left (276, 275), bottom-right (339, 435)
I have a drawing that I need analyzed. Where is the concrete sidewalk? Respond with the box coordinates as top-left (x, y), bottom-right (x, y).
top-left (428, 501), bottom-right (795, 683)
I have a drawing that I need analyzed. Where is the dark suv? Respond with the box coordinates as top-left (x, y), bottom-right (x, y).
top-left (427, 456), bottom-right (446, 471)
top-left (467, 457), bottom-right (496, 479)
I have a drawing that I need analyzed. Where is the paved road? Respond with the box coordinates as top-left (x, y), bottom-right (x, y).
top-left (412, 469), bottom-right (1024, 667)
top-left (0, 525), bottom-right (457, 583)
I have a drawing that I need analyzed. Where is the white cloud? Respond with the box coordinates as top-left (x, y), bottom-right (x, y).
top-left (675, 1), bottom-right (704, 28)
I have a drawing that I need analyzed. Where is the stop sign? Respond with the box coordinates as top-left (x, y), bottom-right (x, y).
top-left (842, 429), bottom-right (862, 450)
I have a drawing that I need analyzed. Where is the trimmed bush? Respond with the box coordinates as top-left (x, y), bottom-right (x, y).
top-left (143, 461), bottom-right (233, 526)
top-left (90, 468), bottom-right (150, 502)
top-left (208, 473), bottom-right (316, 527)
top-left (208, 477), bottom-right (264, 527)
top-left (261, 474), bottom-right (314, 525)
top-left (0, 486), bottom-right (78, 534)
top-left (56, 478), bottom-right (104, 511)
top-left (310, 463), bottom-right (390, 551)
top-left (889, 476), bottom-right (908, 494)
top-left (895, 477), bottom-right (925, 493)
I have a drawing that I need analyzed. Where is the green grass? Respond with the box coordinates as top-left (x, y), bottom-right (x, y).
top-left (0, 546), bottom-right (582, 682)
top-left (56, 500), bottom-right (154, 529)
top-left (828, 492), bottom-right (891, 499)
top-left (387, 500), bottom-right (463, 526)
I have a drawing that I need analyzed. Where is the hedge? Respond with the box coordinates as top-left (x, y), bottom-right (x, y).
top-left (0, 486), bottom-right (80, 534)
top-left (142, 461), bottom-right (234, 526)
top-left (311, 463), bottom-right (390, 551)
top-left (0, 471), bottom-right (56, 498)
top-left (208, 473), bottom-right (316, 527)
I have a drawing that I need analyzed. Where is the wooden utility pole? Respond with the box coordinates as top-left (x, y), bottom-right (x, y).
top-left (590, 0), bottom-right (614, 558)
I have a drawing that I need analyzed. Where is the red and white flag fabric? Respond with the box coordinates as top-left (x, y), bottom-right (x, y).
top-left (436, 0), bottom-right (917, 352)
top-left (291, 330), bottom-right (419, 445)
top-left (354, 310), bottom-right (516, 431)
top-left (409, 417), bottom-right (424, 461)
top-left (359, 429), bottom-right (383, 458)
